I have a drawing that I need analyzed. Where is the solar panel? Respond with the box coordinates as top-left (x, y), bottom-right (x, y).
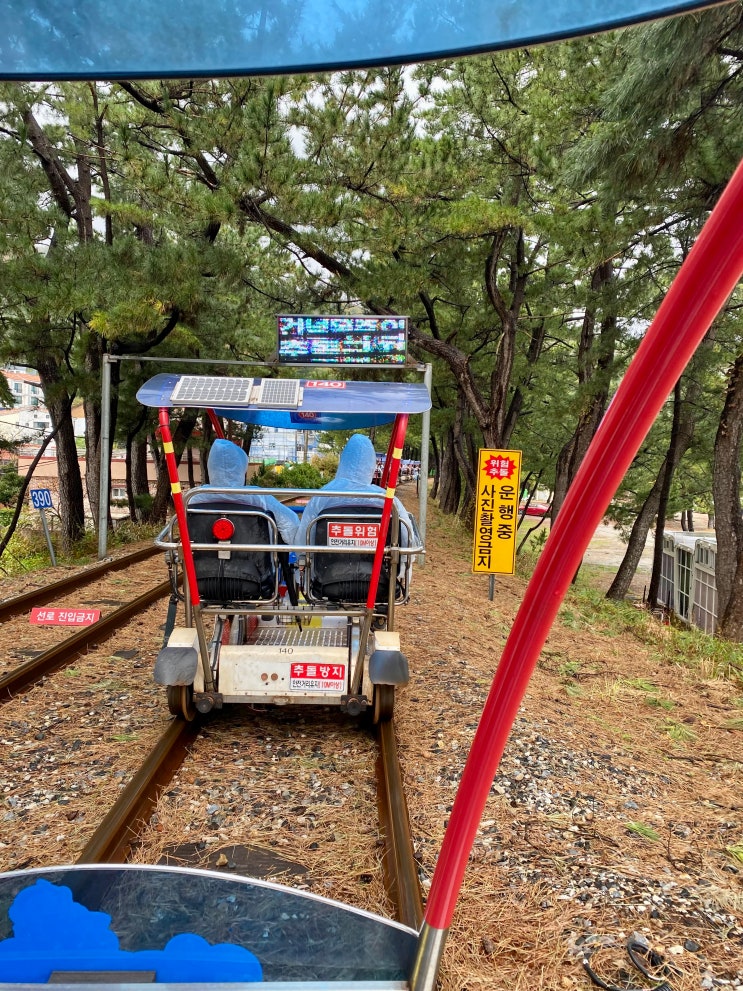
top-left (254, 379), bottom-right (302, 408)
top-left (170, 376), bottom-right (254, 406)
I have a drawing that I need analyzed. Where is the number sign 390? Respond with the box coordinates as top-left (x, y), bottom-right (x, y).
top-left (30, 489), bottom-right (53, 510)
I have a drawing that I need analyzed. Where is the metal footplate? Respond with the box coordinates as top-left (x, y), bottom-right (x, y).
top-left (250, 626), bottom-right (349, 647)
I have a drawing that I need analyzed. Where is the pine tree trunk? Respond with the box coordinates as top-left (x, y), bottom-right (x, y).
top-left (36, 357), bottom-right (85, 549)
top-left (648, 381), bottom-right (682, 608)
top-left (607, 389), bottom-right (696, 602)
top-left (606, 482), bottom-right (663, 601)
top-left (83, 337), bottom-right (104, 529)
top-left (430, 435), bottom-right (440, 501)
top-left (452, 394), bottom-right (477, 525)
top-left (437, 428), bottom-right (461, 515)
top-left (717, 546), bottom-right (743, 641)
top-left (551, 262), bottom-right (617, 523)
top-left (713, 353), bottom-right (743, 633)
top-left (127, 434), bottom-right (151, 522)
top-left (606, 333), bottom-right (713, 602)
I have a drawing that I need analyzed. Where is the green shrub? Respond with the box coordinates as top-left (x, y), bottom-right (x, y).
top-left (0, 463), bottom-right (23, 507)
top-left (255, 462), bottom-right (327, 489)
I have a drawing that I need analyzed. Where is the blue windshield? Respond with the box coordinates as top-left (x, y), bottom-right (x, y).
top-left (0, 1), bottom-right (725, 80)
top-left (0, 865), bottom-right (416, 984)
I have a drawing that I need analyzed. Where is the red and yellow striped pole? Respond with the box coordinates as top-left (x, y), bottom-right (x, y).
top-left (158, 408), bottom-right (202, 610)
top-left (366, 414), bottom-right (407, 611)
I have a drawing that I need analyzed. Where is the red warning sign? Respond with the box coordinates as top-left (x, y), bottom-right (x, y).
top-left (30, 607), bottom-right (101, 626)
top-left (289, 662), bottom-right (346, 691)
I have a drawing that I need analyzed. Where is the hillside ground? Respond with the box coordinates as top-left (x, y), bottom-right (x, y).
top-left (394, 489), bottom-right (742, 990)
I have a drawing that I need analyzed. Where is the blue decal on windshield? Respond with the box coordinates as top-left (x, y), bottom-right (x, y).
top-left (0, 880), bottom-right (263, 983)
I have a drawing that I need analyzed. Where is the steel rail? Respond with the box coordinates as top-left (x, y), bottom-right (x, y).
top-left (77, 716), bottom-right (201, 864)
top-left (76, 712), bottom-right (424, 931)
top-left (0, 579), bottom-right (171, 700)
top-left (0, 545), bottom-right (160, 623)
top-left (376, 718), bottom-right (424, 931)
top-left (73, 704), bottom-right (423, 932)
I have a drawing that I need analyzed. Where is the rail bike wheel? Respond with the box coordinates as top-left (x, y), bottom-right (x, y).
top-left (372, 684), bottom-right (395, 724)
top-left (167, 684), bottom-right (196, 721)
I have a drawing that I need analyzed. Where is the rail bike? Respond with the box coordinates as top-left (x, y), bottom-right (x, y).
top-left (138, 371), bottom-right (429, 724)
top-left (0, 1), bottom-right (739, 990)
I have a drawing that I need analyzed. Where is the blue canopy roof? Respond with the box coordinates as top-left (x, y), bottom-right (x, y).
top-left (0, 1), bottom-right (725, 80)
top-left (136, 372), bottom-right (431, 429)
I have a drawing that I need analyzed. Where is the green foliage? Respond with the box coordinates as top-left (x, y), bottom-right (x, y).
top-left (557, 580), bottom-right (743, 687)
top-left (108, 519), bottom-right (159, 546)
top-left (0, 516), bottom-right (53, 574)
top-left (0, 462), bottom-right (23, 507)
top-left (626, 821), bottom-right (660, 841)
top-left (515, 526), bottom-right (548, 578)
top-left (1, 22), bottom-right (742, 604)
top-left (312, 451), bottom-right (341, 478)
top-left (254, 461), bottom-right (327, 489)
top-left (662, 624), bottom-right (743, 686)
top-left (663, 719), bottom-right (697, 743)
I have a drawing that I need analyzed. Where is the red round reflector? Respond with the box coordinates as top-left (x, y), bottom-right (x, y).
top-left (212, 517), bottom-right (235, 541)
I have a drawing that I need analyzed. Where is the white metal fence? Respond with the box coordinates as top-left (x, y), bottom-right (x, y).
top-left (692, 539), bottom-right (718, 634)
top-left (658, 532), bottom-right (718, 634)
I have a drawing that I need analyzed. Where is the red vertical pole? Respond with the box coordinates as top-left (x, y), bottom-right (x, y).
top-left (158, 408), bottom-right (201, 608)
top-left (366, 414), bottom-right (408, 610)
top-left (206, 409), bottom-right (225, 439)
top-left (380, 428), bottom-right (397, 488)
top-left (421, 156), bottom-right (743, 937)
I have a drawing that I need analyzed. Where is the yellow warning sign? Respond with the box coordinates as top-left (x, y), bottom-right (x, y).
top-left (472, 449), bottom-right (522, 575)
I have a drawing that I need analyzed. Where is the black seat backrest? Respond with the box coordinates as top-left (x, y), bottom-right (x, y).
top-left (307, 505), bottom-right (397, 604)
top-left (186, 498), bottom-right (277, 605)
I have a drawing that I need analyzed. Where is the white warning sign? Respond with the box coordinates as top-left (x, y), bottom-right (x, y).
top-left (327, 521), bottom-right (380, 549)
top-left (290, 662), bottom-right (346, 692)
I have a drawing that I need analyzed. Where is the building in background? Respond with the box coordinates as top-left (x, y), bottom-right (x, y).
top-left (248, 426), bottom-right (319, 465)
top-left (0, 366), bottom-right (52, 444)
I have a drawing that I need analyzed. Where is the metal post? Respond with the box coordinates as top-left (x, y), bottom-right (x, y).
top-left (97, 354), bottom-right (113, 559)
top-left (410, 923), bottom-right (448, 991)
top-left (418, 363), bottom-right (432, 561)
top-left (489, 574), bottom-right (495, 601)
top-left (38, 508), bottom-right (57, 566)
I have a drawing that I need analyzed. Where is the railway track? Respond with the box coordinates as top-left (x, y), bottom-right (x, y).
top-left (76, 711), bottom-right (424, 930)
top-left (0, 579), bottom-right (171, 700)
top-left (0, 548), bottom-right (422, 928)
top-left (0, 545), bottom-right (159, 623)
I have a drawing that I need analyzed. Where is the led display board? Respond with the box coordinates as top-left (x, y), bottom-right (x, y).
top-left (277, 315), bottom-right (408, 365)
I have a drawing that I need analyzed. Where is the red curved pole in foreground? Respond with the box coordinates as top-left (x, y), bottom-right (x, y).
top-left (412, 158), bottom-right (743, 989)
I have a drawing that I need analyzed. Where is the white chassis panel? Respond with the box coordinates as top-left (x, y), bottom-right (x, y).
top-left (195, 643), bottom-right (358, 705)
